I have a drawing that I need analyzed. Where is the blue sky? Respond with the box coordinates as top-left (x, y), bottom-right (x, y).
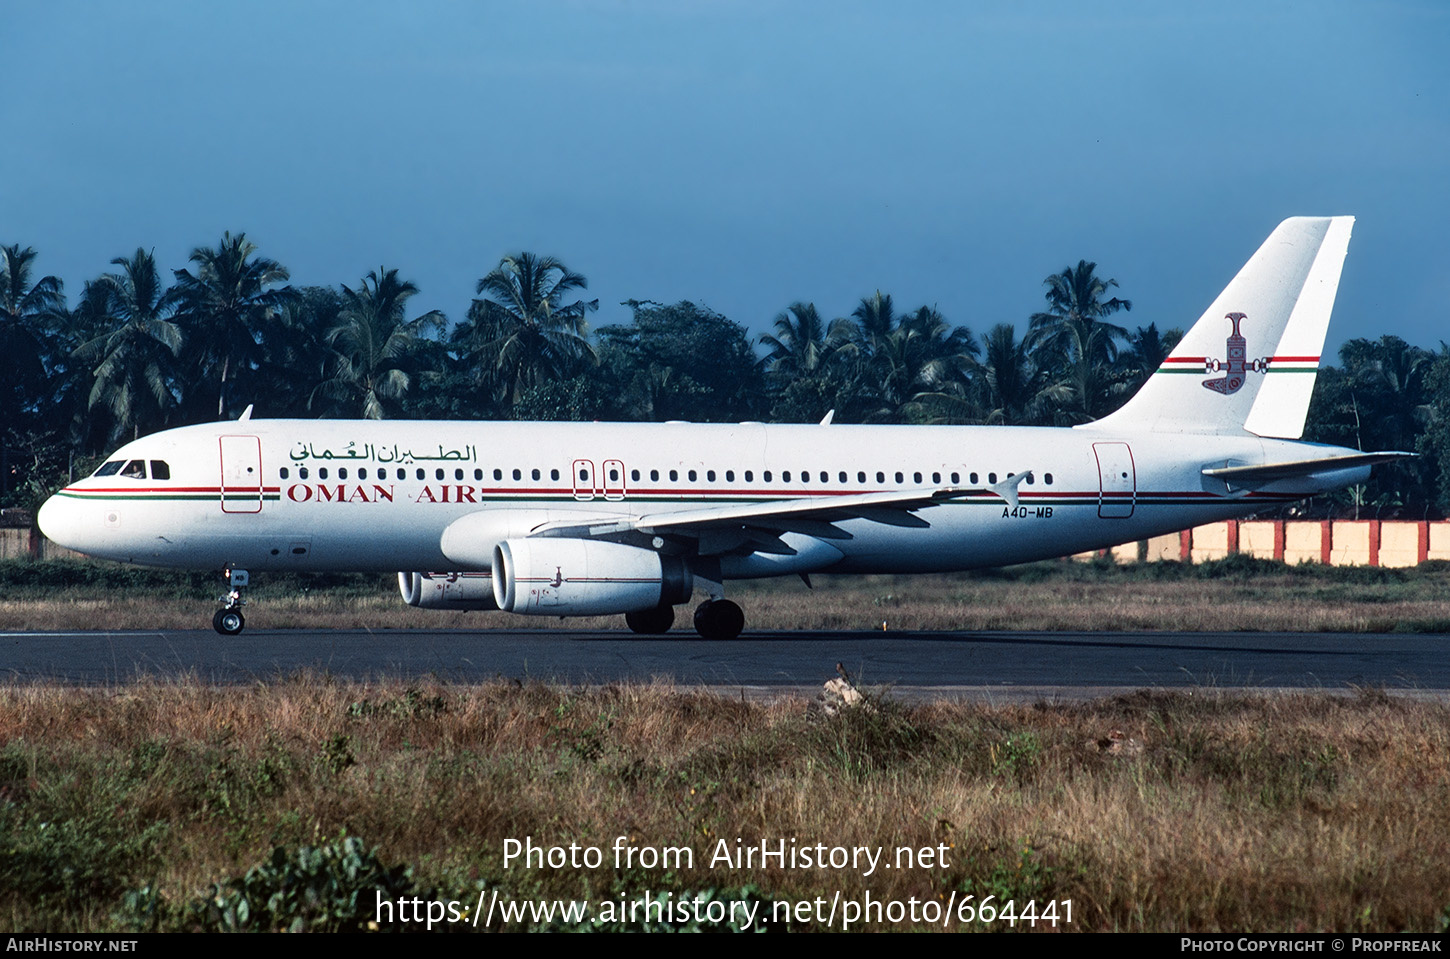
top-left (5, 1), bottom-right (1446, 360)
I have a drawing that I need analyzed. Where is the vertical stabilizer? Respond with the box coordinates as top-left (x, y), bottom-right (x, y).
top-left (1085, 216), bottom-right (1353, 437)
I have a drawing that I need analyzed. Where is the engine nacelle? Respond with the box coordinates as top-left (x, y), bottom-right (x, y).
top-left (397, 571), bottom-right (500, 610)
top-left (492, 538), bottom-right (692, 616)
top-left (440, 508), bottom-right (616, 569)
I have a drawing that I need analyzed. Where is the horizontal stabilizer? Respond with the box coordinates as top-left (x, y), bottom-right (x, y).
top-left (1203, 451), bottom-right (1415, 484)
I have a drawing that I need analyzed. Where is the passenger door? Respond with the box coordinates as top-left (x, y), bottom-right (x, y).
top-left (219, 435), bottom-right (264, 513)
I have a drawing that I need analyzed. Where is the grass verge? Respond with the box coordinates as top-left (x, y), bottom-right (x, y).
top-left (4, 556), bottom-right (1450, 632)
top-left (0, 678), bottom-right (1445, 932)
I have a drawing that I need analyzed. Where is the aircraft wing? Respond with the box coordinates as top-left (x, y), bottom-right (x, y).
top-left (1202, 451), bottom-right (1415, 484)
top-left (533, 486), bottom-right (983, 547)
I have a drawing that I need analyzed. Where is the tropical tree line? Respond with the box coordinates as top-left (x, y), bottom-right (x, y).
top-left (2, 237), bottom-right (1447, 518)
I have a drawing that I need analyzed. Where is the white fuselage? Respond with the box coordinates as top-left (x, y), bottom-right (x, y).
top-left (36, 418), bottom-right (1366, 576)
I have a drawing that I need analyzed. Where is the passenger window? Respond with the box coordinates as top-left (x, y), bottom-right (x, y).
top-left (94, 461), bottom-right (124, 477)
top-left (932, 472), bottom-right (940, 484)
top-left (397, 469), bottom-right (405, 480)
top-left (300, 467), bottom-right (310, 480)
top-left (608, 468), bottom-right (617, 481)
top-left (783, 471), bottom-right (791, 482)
top-left (494, 469), bottom-right (503, 481)
top-left (725, 470), bottom-right (734, 482)
top-left (876, 472), bottom-right (885, 483)
top-left (150, 461), bottom-right (170, 480)
top-left (1026, 474), bottom-right (1034, 484)
top-left (970, 472), bottom-right (978, 484)
top-left (913, 472), bottom-right (922, 483)
top-left (416, 468), bottom-right (425, 480)
top-left (120, 460), bottom-right (146, 479)
top-left (532, 469), bottom-right (541, 481)
top-left (1045, 473), bottom-right (1054, 485)
top-left (839, 471), bottom-right (847, 483)
top-left (435, 468), bottom-right (444, 481)
top-left (820, 471), bottom-right (828, 483)
top-left (989, 472), bottom-right (998, 484)
top-left (894, 472), bottom-right (903, 484)
top-left (474, 469), bottom-right (483, 480)
top-left (358, 468), bottom-right (367, 480)
top-left (280, 467), bottom-right (289, 480)
top-left (631, 469), bottom-right (640, 481)
top-left (339, 468), bottom-right (348, 480)
top-left (688, 470), bottom-right (697, 482)
top-left (706, 470), bottom-right (715, 482)
top-left (951, 472), bottom-right (960, 484)
top-left (551, 469), bottom-right (560, 481)
top-left (457, 468), bottom-right (465, 481)
top-left (650, 469), bottom-right (659, 481)
top-left (744, 470), bottom-right (753, 482)
top-left (669, 470), bottom-right (678, 482)
top-left (763, 470), bottom-right (772, 482)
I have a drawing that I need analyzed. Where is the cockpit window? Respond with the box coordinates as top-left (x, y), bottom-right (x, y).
top-left (150, 461), bottom-right (170, 481)
top-left (120, 460), bottom-right (146, 479)
top-left (93, 461), bottom-right (125, 477)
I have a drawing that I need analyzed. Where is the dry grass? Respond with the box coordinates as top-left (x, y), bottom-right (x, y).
top-left (5, 559), bottom-right (1450, 633)
top-left (0, 678), bottom-right (1446, 931)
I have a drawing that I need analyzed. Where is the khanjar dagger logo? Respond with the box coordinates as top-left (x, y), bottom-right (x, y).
top-left (1201, 312), bottom-right (1267, 395)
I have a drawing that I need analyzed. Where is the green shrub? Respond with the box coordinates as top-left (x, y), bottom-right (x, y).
top-left (191, 836), bottom-right (417, 933)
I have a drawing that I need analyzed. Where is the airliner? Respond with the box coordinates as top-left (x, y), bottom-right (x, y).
top-left (37, 216), bottom-right (1407, 639)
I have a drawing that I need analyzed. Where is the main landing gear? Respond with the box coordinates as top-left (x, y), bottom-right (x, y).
top-left (213, 568), bottom-right (249, 635)
top-left (693, 599), bottom-right (744, 641)
top-left (620, 557), bottom-right (746, 640)
top-left (624, 605), bottom-right (674, 635)
top-left (621, 600), bottom-right (745, 639)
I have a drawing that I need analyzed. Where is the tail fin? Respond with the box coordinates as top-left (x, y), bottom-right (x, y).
top-left (1086, 215), bottom-right (1354, 437)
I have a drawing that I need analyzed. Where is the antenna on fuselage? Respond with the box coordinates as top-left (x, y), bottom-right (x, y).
top-left (819, 409), bottom-right (835, 426)
top-left (238, 404), bottom-right (254, 422)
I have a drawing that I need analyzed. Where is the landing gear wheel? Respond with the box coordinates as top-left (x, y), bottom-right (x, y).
top-left (213, 608), bottom-right (245, 636)
top-left (693, 599), bottom-right (744, 640)
top-left (625, 605), bottom-right (675, 635)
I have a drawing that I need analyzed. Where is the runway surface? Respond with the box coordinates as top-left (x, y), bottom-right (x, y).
top-left (0, 627), bottom-right (1445, 696)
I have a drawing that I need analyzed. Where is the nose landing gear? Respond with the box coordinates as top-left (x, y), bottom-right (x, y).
top-left (213, 568), bottom-right (249, 635)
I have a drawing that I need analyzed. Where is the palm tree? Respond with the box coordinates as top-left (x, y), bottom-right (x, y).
top-left (455, 252), bottom-right (598, 406)
top-left (1, 245), bottom-right (66, 433)
top-left (311, 268), bottom-right (443, 419)
top-left (1027, 260), bottom-right (1133, 421)
top-left (850, 290), bottom-right (896, 347)
top-left (172, 232), bottom-right (294, 419)
top-left (1120, 323), bottom-right (1182, 387)
top-left (869, 306), bottom-right (978, 421)
top-left (1, 244), bottom-right (65, 332)
top-left (760, 302), bottom-right (853, 379)
top-left (72, 249), bottom-right (183, 442)
top-left (969, 323), bottom-right (1072, 425)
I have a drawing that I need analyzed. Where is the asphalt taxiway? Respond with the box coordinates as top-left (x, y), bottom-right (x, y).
top-left (0, 628), bottom-right (1444, 697)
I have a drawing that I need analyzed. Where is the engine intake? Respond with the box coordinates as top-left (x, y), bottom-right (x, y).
top-left (492, 538), bottom-right (691, 615)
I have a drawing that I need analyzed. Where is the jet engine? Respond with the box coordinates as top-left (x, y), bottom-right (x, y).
top-left (397, 571), bottom-right (499, 610)
top-left (492, 538), bottom-right (692, 616)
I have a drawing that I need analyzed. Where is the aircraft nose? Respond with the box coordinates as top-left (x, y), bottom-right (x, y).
top-left (37, 491), bottom-right (87, 552)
